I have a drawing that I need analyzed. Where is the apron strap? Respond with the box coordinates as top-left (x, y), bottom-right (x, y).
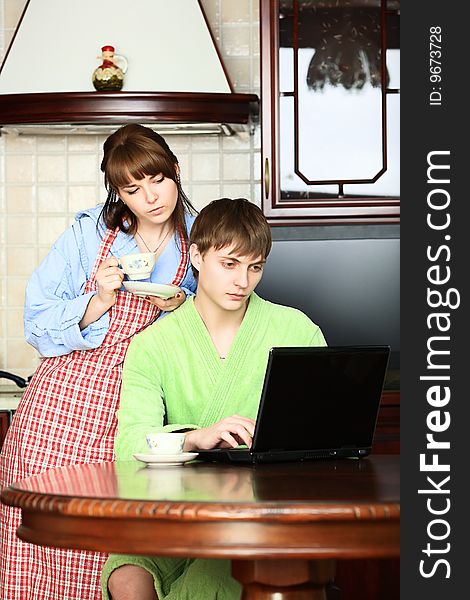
top-left (87, 227), bottom-right (120, 290)
top-left (170, 227), bottom-right (189, 286)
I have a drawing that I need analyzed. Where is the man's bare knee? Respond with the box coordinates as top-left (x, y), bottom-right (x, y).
top-left (108, 564), bottom-right (157, 600)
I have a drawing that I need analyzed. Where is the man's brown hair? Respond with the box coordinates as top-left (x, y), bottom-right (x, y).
top-left (190, 198), bottom-right (272, 262)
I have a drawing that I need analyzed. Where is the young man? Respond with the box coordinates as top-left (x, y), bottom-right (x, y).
top-left (102, 198), bottom-right (326, 600)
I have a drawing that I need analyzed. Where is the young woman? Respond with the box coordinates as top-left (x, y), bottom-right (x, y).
top-left (0, 124), bottom-right (197, 600)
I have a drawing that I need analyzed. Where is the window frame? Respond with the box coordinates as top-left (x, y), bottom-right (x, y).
top-left (260, 0), bottom-right (400, 225)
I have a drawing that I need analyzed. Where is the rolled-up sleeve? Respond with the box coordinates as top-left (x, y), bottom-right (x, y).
top-left (179, 267), bottom-right (197, 299)
top-left (24, 221), bottom-right (110, 357)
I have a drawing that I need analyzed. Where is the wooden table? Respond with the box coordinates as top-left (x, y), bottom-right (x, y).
top-left (1, 455), bottom-right (399, 600)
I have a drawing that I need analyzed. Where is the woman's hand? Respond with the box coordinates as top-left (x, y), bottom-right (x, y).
top-left (79, 257), bottom-right (123, 330)
top-left (95, 257), bottom-right (124, 307)
top-left (144, 287), bottom-right (186, 312)
top-left (183, 415), bottom-right (256, 452)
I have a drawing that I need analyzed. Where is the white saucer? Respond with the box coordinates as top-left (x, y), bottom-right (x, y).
top-left (123, 282), bottom-right (181, 299)
top-left (133, 452), bottom-right (199, 467)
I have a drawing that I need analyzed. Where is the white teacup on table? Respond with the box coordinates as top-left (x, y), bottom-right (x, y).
top-left (120, 252), bottom-right (156, 280)
top-left (146, 432), bottom-right (185, 455)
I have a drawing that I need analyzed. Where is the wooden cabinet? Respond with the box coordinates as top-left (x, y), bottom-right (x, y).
top-left (260, 0), bottom-right (400, 224)
top-left (0, 393), bottom-right (21, 450)
top-left (333, 557), bottom-right (400, 600)
top-left (331, 389), bottom-right (399, 599)
top-left (1, 411), bottom-right (11, 450)
top-left (373, 391), bottom-right (400, 454)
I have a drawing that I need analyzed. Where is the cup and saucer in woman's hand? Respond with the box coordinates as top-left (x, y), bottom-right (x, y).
top-left (120, 253), bottom-right (182, 299)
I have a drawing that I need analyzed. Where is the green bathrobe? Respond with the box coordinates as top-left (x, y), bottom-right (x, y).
top-left (102, 293), bottom-right (326, 599)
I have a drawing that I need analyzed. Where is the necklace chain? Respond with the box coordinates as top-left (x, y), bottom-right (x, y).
top-left (135, 228), bottom-right (170, 254)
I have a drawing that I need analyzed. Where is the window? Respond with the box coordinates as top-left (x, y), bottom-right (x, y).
top-left (261, 0), bottom-right (400, 223)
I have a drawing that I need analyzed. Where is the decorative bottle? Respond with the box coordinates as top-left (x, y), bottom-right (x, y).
top-left (92, 45), bottom-right (128, 91)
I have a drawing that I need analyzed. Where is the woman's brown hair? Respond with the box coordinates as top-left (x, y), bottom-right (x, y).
top-left (99, 124), bottom-right (196, 240)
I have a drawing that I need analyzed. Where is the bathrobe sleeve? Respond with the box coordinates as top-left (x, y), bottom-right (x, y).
top-left (115, 330), bottom-right (199, 459)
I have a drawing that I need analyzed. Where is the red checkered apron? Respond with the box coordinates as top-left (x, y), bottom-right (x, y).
top-left (0, 227), bottom-right (189, 599)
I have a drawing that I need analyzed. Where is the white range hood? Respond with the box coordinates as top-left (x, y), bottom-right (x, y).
top-left (0, 0), bottom-right (258, 134)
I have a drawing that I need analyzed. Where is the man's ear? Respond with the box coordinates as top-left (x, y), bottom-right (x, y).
top-left (190, 243), bottom-right (202, 272)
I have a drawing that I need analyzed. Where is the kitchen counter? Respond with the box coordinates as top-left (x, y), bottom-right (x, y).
top-left (0, 385), bottom-right (24, 411)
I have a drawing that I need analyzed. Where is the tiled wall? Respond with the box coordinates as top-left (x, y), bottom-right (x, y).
top-left (0, 0), bottom-right (261, 381)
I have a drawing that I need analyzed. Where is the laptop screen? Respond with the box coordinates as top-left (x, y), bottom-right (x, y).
top-left (252, 346), bottom-right (390, 452)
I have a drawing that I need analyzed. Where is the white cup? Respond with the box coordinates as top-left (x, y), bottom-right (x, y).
top-left (146, 432), bottom-right (185, 455)
top-left (120, 252), bottom-right (156, 280)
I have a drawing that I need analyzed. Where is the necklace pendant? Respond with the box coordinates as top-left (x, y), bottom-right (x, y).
top-left (136, 228), bottom-right (171, 254)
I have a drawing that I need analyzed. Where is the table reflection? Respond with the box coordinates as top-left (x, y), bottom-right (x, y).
top-left (10, 456), bottom-right (398, 505)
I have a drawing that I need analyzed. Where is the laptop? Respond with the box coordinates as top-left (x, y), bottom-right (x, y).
top-left (197, 345), bottom-right (390, 464)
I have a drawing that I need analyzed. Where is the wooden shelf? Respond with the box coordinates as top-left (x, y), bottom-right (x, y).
top-left (0, 91), bottom-right (259, 125)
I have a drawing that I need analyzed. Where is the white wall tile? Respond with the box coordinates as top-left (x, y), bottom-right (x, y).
top-left (37, 136), bottom-right (66, 152)
top-left (37, 246), bottom-right (51, 264)
top-left (68, 136), bottom-right (99, 152)
top-left (5, 134), bottom-right (36, 153)
top-left (222, 25), bottom-right (251, 56)
top-left (252, 151), bottom-right (261, 180)
top-left (5, 155), bottom-right (34, 183)
top-left (6, 215), bottom-right (36, 244)
top-left (164, 136), bottom-right (191, 152)
top-left (37, 186), bottom-right (67, 213)
top-left (4, 0), bottom-right (27, 29)
top-left (222, 183), bottom-right (252, 200)
top-left (6, 248), bottom-right (36, 277)
top-left (191, 184), bottom-right (222, 211)
top-left (5, 339), bottom-right (37, 371)
top-left (223, 153), bottom-right (251, 180)
top-left (68, 185), bottom-right (101, 213)
top-left (191, 137), bottom-right (220, 151)
top-left (192, 153), bottom-right (221, 182)
top-left (0, 178), bottom-right (5, 213)
top-left (176, 154), bottom-right (190, 181)
top-left (252, 182), bottom-right (262, 206)
top-left (5, 278), bottom-right (28, 307)
top-left (37, 155), bottom-right (67, 183)
top-left (222, 57), bottom-right (251, 89)
top-left (6, 186), bottom-right (34, 212)
top-left (68, 154), bottom-right (99, 183)
top-left (222, 132), bottom-right (251, 151)
top-left (200, 0), bottom-right (220, 31)
top-left (5, 307), bottom-right (24, 338)
top-left (220, 0), bottom-right (251, 23)
top-left (37, 216), bottom-right (68, 245)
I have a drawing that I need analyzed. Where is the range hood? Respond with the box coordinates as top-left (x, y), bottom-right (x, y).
top-left (0, 0), bottom-right (258, 135)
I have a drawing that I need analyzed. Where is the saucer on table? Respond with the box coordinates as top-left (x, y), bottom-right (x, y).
top-left (133, 452), bottom-right (199, 467)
